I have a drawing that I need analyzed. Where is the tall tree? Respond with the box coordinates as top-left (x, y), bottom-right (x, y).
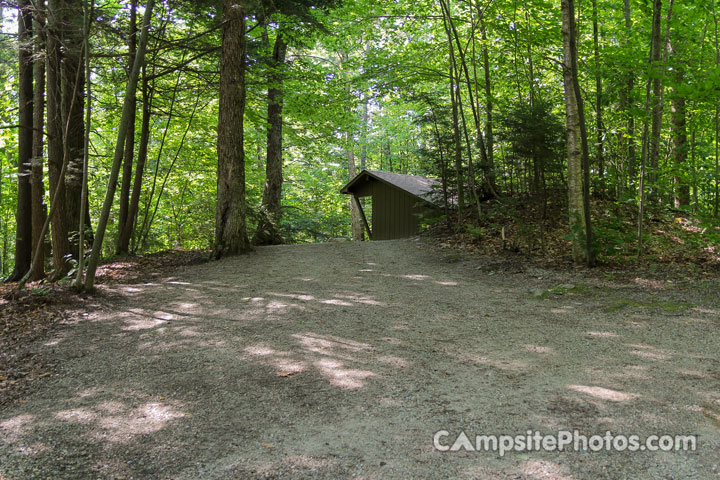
top-left (619, 0), bottom-right (635, 195)
top-left (61, 0), bottom-right (87, 248)
top-left (714, 1), bottom-right (719, 217)
top-left (30, 1), bottom-right (47, 281)
top-left (83, 0), bottom-right (155, 290)
top-left (7, 0), bottom-right (34, 282)
top-left (346, 131), bottom-right (364, 240)
top-left (647, 0), bottom-right (669, 196)
top-left (119, 71), bottom-right (152, 253)
top-left (214, 0), bottom-right (250, 258)
top-left (591, 0), bottom-right (604, 185)
top-left (254, 31), bottom-right (288, 246)
top-left (46, 0), bottom-right (72, 278)
top-left (637, 0), bottom-right (665, 255)
top-left (479, 8), bottom-right (496, 193)
top-left (117, 0), bottom-right (138, 254)
top-left (561, 0), bottom-right (593, 266)
top-left (669, 34), bottom-right (688, 208)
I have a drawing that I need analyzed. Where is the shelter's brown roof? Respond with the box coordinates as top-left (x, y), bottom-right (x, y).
top-left (341, 170), bottom-right (441, 204)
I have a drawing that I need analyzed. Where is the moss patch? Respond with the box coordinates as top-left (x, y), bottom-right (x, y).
top-left (603, 298), bottom-right (691, 313)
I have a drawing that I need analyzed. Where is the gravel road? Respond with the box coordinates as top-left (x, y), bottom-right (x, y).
top-left (1, 239), bottom-right (718, 479)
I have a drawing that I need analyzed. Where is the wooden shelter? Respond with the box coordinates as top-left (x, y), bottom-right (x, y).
top-left (341, 170), bottom-right (440, 240)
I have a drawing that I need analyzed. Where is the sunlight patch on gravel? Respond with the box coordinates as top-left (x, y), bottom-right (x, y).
top-left (567, 385), bottom-right (640, 402)
top-left (522, 459), bottom-right (576, 480)
top-left (244, 344), bottom-right (277, 357)
top-left (630, 349), bottom-right (672, 361)
top-left (313, 358), bottom-right (376, 390)
top-left (0, 414), bottom-right (36, 444)
top-left (522, 344), bottom-right (554, 354)
top-left (55, 408), bottom-right (97, 423)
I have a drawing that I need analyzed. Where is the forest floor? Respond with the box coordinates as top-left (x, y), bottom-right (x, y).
top-left (1, 239), bottom-right (719, 479)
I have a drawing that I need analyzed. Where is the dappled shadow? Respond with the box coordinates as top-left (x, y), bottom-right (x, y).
top-left (1, 240), bottom-right (718, 479)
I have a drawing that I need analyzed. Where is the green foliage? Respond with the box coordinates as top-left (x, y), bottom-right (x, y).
top-left (498, 98), bottom-right (566, 191)
top-left (2, 0), bottom-right (720, 277)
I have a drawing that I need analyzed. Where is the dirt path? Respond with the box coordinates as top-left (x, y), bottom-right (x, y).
top-left (1, 239), bottom-right (718, 479)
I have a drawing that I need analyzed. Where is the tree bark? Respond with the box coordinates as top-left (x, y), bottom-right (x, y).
top-left (620, 0), bottom-right (636, 193)
top-left (214, 0), bottom-right (250, 258)
top-left (647, 0), bottom-right (665, 195)
top-left (670, 66), bottom-right (689, 208)
top-left (254, 33), bottom-right (287, 246)
top-left (442, 4), bottom-right (464, 213)
top-left (561, 0), bottom-right (593, 265)
top-left (117, 0), bottom-right (138, 254)
top-left (30, 2), bottom-right (47, 281)
top-left (360, 98), bottom-right (368, 170)
top-left (7, 0), bottom-right (34, 282)
top-left (119, 73), bottom-right (152, 253)
top-left (61, 0), bottom-right (87, 252)
top-left (346, 132), bottom-right (363, 241)
top-left (480, 12), bottom-right (496, 194)
top-left (713, 2), bottom-right (719, 217)
top-left (46, 0), bottom-right (70, 277)
top-left (592, 0), bottom-right (604, 184)
top-left (74, 0), bottom-right (93, 289)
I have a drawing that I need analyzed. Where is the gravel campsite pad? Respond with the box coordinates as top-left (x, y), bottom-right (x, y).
top-left (1, 239), bottom-right (719, 479)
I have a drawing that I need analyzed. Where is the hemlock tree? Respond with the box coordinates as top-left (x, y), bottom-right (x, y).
top-left (253, 28), bottom-right (288, 246)
top-left (214, 0), bottom-right (250, 258)
top-left (7, 0), bottom-right (34, 282)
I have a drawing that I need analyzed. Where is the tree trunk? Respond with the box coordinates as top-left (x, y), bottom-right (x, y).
top-left (621, 0), bottom-right (636, 191)
top-left (30, 2), bottom-right (47, 281)
top-left (214, 0), bottom-right (250, 258)
top-left (647, 0), bottom-right (665, 196)
top-left (120, 73), bottom-right (152, 253)
top-left (7, 0), bottom-right (34, 282)
top-left (561, 0), bottom-right (592, 265)
top-left (714, 2), bottom-right (719, 217)
top-left (360, 98), bottom-right (368, 170)
top-left (117, 0), bottom-right (138, 254)
top-left (46, 0), bottom-right (70, 277)
top-left (83, 0), bottom-right (155, 290)
top-left (670, 68), bottom-right (689, 208)
top-left (254, 33), bottom-right (287, 246)
top-left (480, 13), bottom-right (496, 194)
top-left (592, 0), bottom-right (604, 185)
top-left (442, 5), bottom-right (464, 213)
top-left (74, 0), bottom-right (93, 289)
top-left (61, 0), bottom-right (87, 252)
top-left (346, 132), bottom-right (363, 241)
